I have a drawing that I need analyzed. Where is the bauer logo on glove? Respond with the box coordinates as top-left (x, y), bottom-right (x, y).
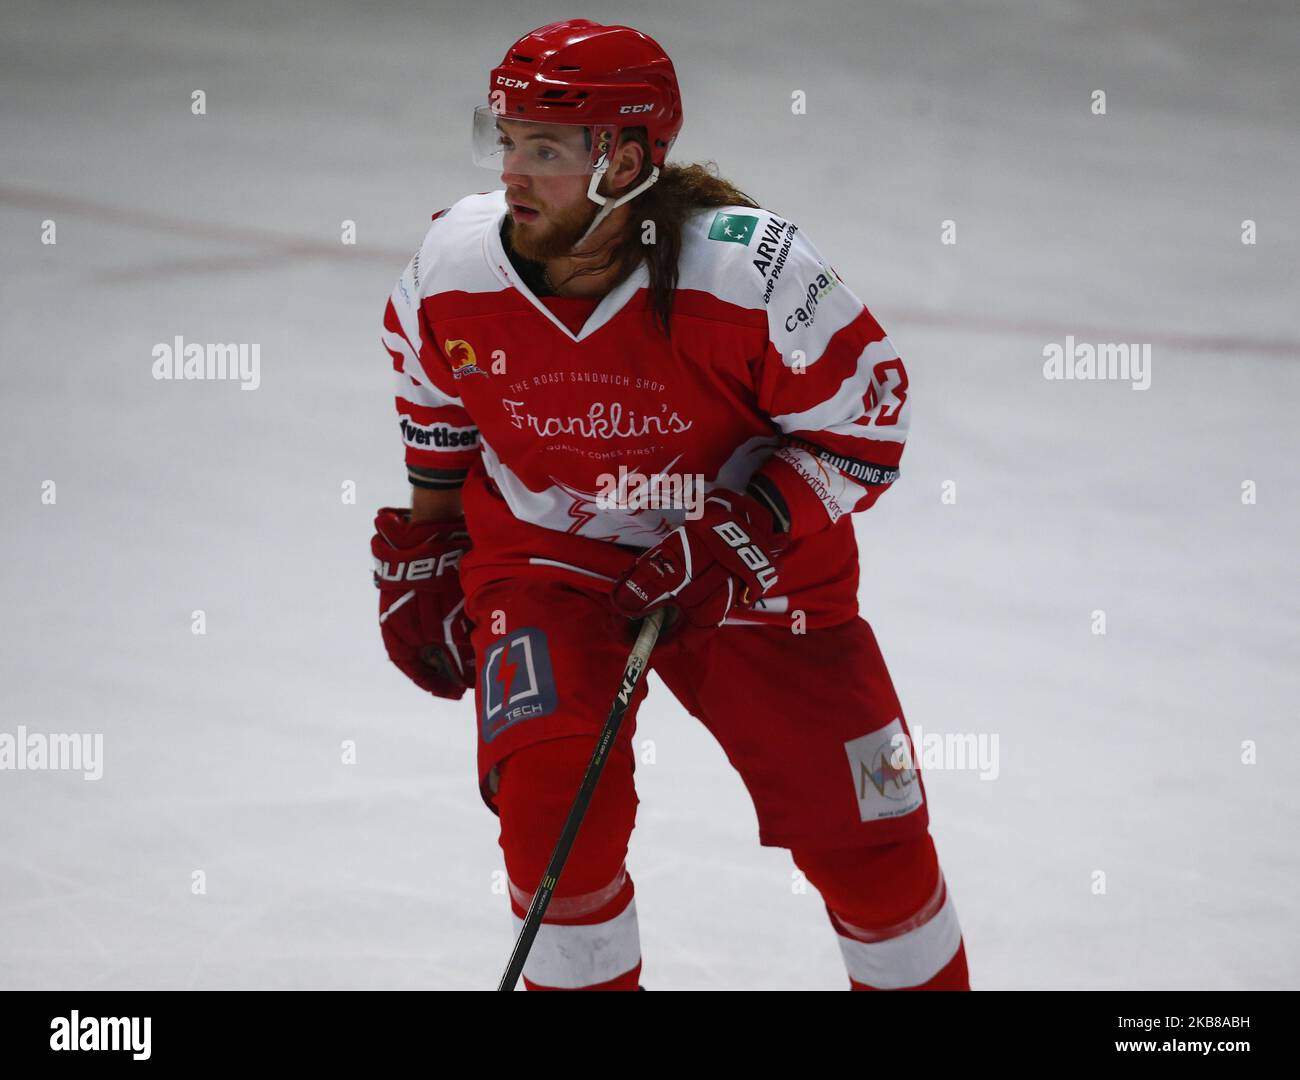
top-left (611, 490), bottom-right (788, 629)
top-left (371, 507), bottom-right (476, 700)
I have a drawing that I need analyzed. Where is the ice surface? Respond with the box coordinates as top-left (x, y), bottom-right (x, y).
top-left (1, 0), bottom-right (1296, 989)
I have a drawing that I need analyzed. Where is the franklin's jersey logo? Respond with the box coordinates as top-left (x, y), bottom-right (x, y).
top-left (444, 339), bottom-right (488, 379)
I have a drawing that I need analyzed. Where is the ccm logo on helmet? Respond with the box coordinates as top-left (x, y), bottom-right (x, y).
top-left (712, 521), bottom-right (779, 592)
top-left (619, 103), bottom-right (654, 114)
top-left (374, 550), bottom-right (464, 583)
top-left (495, 76), bottom-right (530, 89)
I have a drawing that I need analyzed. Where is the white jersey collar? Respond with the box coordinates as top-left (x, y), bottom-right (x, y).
top-left (482, 195), bottom-right (649, 344)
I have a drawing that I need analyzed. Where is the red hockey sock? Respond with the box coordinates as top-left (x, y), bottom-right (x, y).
top-left (496, 737), bottom-right (641, 990)
top-left (792, 833), bottom-right (970, 990)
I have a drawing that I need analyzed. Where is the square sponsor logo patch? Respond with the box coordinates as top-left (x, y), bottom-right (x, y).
top-left (480, 627), bottom-right (558, 744)
top-left (708, 211), bottom-right (759, 245)
top-left (843, 718), bottom-right (924, 823)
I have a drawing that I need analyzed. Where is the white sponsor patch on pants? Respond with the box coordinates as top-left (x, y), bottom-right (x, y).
top-left (833, 883), bottom-right (962, 989)
top-left (843, 717), bottom-right (925, 823)
top-left (511, 897), bottom-right (641, 989)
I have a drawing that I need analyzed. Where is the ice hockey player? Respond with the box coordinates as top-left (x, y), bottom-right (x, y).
top-left (372, 18), bottom-right (971, 991)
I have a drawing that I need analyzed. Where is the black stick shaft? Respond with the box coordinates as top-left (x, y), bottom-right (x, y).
top-left (497, 608), bottom-right (667, 991)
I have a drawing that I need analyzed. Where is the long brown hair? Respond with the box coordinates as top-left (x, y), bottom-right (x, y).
top-left (551, 129), bottom-right (759, 336)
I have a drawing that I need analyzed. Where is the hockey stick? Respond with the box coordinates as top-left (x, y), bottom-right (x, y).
top-left (497, 606), bottom-right (668, 991)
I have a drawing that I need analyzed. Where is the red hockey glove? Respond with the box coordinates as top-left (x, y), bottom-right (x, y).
top-left (372, 507), bottom-right (475, 699)
top-left (610, 490), bottom-right (789, 629)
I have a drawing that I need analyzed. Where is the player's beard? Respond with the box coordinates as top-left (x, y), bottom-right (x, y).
top-left (510, 195), bottom-right (602, 262)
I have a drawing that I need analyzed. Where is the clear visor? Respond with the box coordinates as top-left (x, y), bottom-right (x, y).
top-left (472, 105), bottom-right (619, 176)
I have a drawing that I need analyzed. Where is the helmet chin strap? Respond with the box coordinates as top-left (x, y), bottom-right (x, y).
top-left (571, 164), bottom-right (661, 249)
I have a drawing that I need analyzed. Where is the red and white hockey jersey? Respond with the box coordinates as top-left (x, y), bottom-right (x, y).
top-left (381, 190), bottom-right (909, 629)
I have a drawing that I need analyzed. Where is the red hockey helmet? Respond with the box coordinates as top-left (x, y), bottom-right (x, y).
top-left (472, 19), bottom-right (683, 179)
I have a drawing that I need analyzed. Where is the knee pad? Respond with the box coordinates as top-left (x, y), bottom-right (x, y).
top-left (495, 736), bottom-right (638, 914)
top-left (792, 831), bottom-right (941, 930)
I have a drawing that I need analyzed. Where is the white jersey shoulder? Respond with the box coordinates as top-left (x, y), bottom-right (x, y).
top-left (385, 192), bottom-right (506, 413)
top-left (397, 190), bottom-right (507, 311)
top-left (677, 204), bottom-right (868, 363)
